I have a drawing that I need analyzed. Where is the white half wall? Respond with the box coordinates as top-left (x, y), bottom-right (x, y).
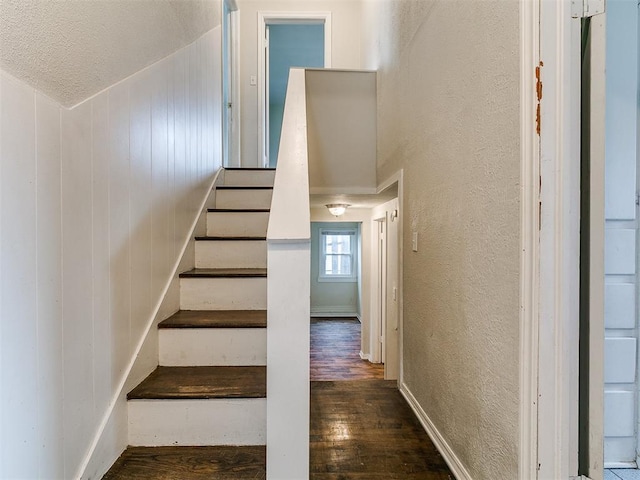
top-left (0, 26), bottom-right (222, 480)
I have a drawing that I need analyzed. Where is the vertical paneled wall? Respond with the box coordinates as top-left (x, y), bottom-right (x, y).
top-left (0, 27), bottom-right (221, 479)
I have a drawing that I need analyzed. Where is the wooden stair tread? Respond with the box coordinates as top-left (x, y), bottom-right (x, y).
top-left (159, 310), bottom-right (267, 329)
top-left (128, 366), bottom-right (266, 400)
top-left (194, 236), bottom-right (266, 241)
top-left (216, 185), bottom-right (273, 190)
top-left (179, 268), bottom-right (267, 278)
top-left (207, 208), bottom-right (270, 213)
top-left (224, 167), bottom-right (275, 171)
top-left (102, 446), bottom-right (266, 480)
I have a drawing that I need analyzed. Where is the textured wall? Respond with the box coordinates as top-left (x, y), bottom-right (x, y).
top-left (0, 28), bottom-right (222, 479)
top-left (236, 0), bottom-right (363, 166)
top-left (0, 0), bottom-right (221, 107)
top-left (361, 0), bottom-right (521, 478)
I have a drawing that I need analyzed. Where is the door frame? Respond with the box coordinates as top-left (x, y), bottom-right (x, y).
top-left (222, 0), bottom-right (241, 167)
top-left (372, 215), bottom-right (386, 364)
top-left (257, 12), bottom-right (332, 167)
top-left (527, 0), bottom-right (605, 479)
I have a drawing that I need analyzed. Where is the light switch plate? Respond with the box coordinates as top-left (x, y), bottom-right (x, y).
top-left (412, 232), bottom-right (418, 252)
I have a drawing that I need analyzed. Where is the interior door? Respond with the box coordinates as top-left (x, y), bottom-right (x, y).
top-left (378, 218), bottom-right (386, 364)
top-left (384, 201), bottom-right (400, 380)
top-left (602, 0), bottom-right (639, 468)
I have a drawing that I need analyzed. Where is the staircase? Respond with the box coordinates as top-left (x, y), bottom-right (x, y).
top-left (103, 168), bottom-right (275, 479)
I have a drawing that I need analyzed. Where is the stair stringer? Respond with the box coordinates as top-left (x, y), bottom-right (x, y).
top-left (79, 169), bottom-right (223, 480)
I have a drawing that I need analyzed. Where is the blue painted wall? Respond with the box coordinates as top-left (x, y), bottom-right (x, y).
top-left (268, 24), bottom-right (324, 166)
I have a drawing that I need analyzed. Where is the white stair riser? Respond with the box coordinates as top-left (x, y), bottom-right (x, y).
top-left (195, 241), bottom-right (267, 269)
top-left (180, 277), bottom-right (266, 310)
top-left (128, 399), bottom-right (266, 446)
top-left (216, 189), bottom-right (273, 210)
top-left (224, 170), bottom-right (275, 186)
top-left (159, 328), bottom-right (267, 366)
top-left (207, 212), bottom-right (269, 237)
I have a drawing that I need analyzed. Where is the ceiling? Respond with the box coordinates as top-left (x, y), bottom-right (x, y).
top-left (310, 183), bottom-right (398, 209)
top-left (0, 0), bottom-right (220, 107)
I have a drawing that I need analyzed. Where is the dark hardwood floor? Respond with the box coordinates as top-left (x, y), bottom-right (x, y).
top-left (102, 446), bottom-right (266, 480)
top-left (309, 318), bottom-right (453, 479)
top-left (310, 317), bottom-right (383, 381)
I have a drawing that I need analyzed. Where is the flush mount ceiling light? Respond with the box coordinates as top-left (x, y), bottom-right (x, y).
top-left (326, 204), bottom-right (350, 217)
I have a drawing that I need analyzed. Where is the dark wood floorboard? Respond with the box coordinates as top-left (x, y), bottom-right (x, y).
top-left (310, 380), bottom-right (452, 480)
top-left (127, 366), bottom-right (266, 400)
top-left (102, 446), bottom-right (266, 480)
top-left (309, 318), bottom-right (453, 479)
top-left (310, 318), bottom-right (383, 381)
top-left (159, 310), bottom-right (267, 329)
top-left (179, 268), bottom-right (267, 278)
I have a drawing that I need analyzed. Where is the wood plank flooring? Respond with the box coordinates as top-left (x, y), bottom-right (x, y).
top-left (102, 446), bottom-right (266, 480)
top-left (309, 318), bottom-right (452, 479)
top-left (127, 366), bottom-right (266, 400)
top-left (310, 317), bottom-right (383, 381)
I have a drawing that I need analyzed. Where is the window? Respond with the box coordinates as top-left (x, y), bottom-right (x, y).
top-left (319, 228), bottom-right (357, 282)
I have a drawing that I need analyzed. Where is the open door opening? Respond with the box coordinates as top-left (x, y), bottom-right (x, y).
top-left (258, 12), bottom-right (331, 167)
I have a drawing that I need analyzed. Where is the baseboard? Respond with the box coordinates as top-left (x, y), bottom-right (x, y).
top-left (359, 351), bottom-right (371, 361)
top-left (310, 311), bottom-right (358, 317)
top-left (76, 168), bottom-right (222, 480)
top-left (400, 383), bottom-right (472, 480)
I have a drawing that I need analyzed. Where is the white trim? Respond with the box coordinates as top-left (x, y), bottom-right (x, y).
top-left (519, 0), bottom-right (541, 478)
top-left (538, 0), bottom-right (582, 477)
top-left (310, 308), bottom-right (358, 315)
top-left (376, 169), bottom-right (404, 385)
top-left (75, 169), bottom-right (223, 480)
top-left (257, 11), bottom-right (332, 167)
top-left (359, 351), bottom-right (371, 361)
top-left (310, 186), bottom-right (377, 195)
top-left (318, 227), bottom-right (358, 282)
top-left (400, 383), bottom-right (473, 480)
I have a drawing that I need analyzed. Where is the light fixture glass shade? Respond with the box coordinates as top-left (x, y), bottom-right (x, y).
top-left (326, 204), bottom-right (349, 217)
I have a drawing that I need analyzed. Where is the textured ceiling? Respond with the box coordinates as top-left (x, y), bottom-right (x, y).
top-left (0, 0), bottom-right (220, 107)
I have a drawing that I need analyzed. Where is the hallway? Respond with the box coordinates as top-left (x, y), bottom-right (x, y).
top-left (309, 317), bottom-right (453, 479)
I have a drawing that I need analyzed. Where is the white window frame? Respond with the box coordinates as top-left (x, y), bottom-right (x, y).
top-left (318, 228), bottom-right (357, 282)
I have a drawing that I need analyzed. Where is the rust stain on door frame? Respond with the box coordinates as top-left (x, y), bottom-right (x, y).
top-left (536, 61), bottom-right (544, 135)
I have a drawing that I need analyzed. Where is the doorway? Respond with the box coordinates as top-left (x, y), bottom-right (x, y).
top-left (258, 12), bottom-right (332, 167)
top-left (222, 0), bottom-right (239, 167)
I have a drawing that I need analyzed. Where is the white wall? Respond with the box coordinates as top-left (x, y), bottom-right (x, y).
top-left (310, 222), bottom-right (360, 316)
top-left (0, 27), bottom-right (222, 480)
top-left (305, 70), bottom-right (377, 194)
top-left (236, 0), bottom-right (363, 166)
top-left (361, 1), bottom-right (521, 478)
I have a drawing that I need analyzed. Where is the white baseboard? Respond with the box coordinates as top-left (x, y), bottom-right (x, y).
top-left (400, 382), bottom-right (472, 480)
top-left (359, 351), bottom-right (371, 361)
top-left (310, 311), bottom-right (358, 317)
